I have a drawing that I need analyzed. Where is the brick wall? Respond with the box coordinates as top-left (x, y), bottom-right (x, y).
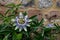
top-left (0, 0), bottom-right (60, 25)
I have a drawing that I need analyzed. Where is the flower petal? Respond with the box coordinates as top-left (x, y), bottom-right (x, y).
top-left (19, 12), bottom-right (24, 18)
top-left (11, 19), bottom-right (15, 22)
top-left (27, 24), bottom-right (30, 27)
top-left (15, 26), bottom-right (18, 30)
top-left (28, 19), bottom-right (32, 22)
top-left (24, 15), bottom-right (29, 22)
top-left (16, 17), bottom-right (19, 20)
top-left (25, 15), bottom-right (28, 19)
top-left (13, 23), bottom-right (16, 26)
top-left (19, 26), bottom-right (23, 31)
top-left (19, 28), bottom-right (22, 32)
top-left (23, 27), bottom-right (27, 31)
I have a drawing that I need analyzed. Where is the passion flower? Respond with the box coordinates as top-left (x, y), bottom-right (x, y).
top-left (45, 24), bottom-right (55, 28)
top-left (11, 12), bottom-right (32, 31)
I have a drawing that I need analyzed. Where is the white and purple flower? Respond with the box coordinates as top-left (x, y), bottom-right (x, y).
top-left (45, 24), bottom-right (55, 28)
top-left (11, 12), bottom-right (32, 31)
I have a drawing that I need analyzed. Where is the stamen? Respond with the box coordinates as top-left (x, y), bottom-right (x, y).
top-left (18, 18), bottom-right (25, 24)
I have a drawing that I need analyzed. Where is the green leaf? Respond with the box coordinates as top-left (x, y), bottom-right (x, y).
top-left (0, 24), bottom-right (8, 31)
top-left (34, 33), bottom-right (44, 40)
top-left (44, 28), bottom-right (51, 33)
top-left (3, 33), bottom-right (10, 40)
top-left (3, 17), bottom-right (11, 23)
top-left (17, 33), bottom-right (22, 40)
top-left (54, 24), bottom-right (60, 33)
top-left (31, 18), bottom-right (44, 28)
top-left (17, 4), bottom-right (22, 7)
top-left (12, 32), bottom-right (22, 40)
top-left (5, 8), bottom-right (15, 17)
top-left (39, 18), bottom-right (44, 26)
top-left (0, 14), bottom-right (4, 18)
top-left (5, 9), bottom-right (10, 15)
top-left (29, 15), bottom-right (37, 19)
top-left (6, 3), bottom-right (16, 7)
top-left (23, 12), bottom-right (27, 16)
top-left (54, 24), bottom-right (60, 27)
top-left (12, 32), bottom-right (17, 40)
top-left (0, 26), bottom-right (8, 32)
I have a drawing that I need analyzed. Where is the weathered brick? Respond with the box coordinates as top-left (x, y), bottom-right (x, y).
top-left (46, 11), bottom-right (60, 20)
top-left (27, 9), bottom-right (43, 20)
top-left (0, 6), bottom-right (9, 15)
